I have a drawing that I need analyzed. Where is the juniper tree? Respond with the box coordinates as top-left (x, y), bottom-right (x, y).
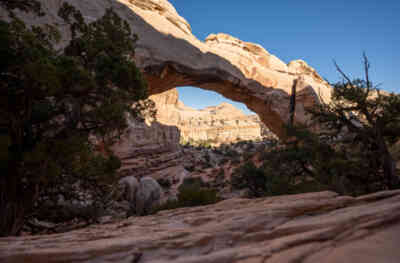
top-left (0, 2), bottom-right (154, 236)
top-left (282, 55), bottom-right (400, 195)
top-left (307, 55), bottom-right (400, 192)
top-left (231, 56), bottom-right (400, 197)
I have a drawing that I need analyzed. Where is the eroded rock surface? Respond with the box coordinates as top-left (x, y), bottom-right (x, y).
top-left (150, 89), bottom-right (276, 145)
top-left (1, 0), bottom-right (332, 138)
top-left (111, 118), bottom-right (183, 176)
top-left (2, 190), bottom-right (400, 263)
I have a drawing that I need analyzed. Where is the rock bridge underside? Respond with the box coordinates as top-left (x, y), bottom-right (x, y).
top-left (133, 0), bottom-right (333, 139)
top-left (24, 0), bottom-right (332, 139)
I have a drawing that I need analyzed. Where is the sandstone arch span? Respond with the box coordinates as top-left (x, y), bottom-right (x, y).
top-left (4, 0), bottom-right (332, 138)
top-left (130, 0), bottom-right (332, 138)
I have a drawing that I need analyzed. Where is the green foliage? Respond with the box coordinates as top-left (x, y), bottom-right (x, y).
top-left (231, 162), bottom-right (268, 197)
top-left (177, 183), bottom-right (219, 207)
top-left (157, 178), bottom-right (172, 189)
top-left (303, 55), bottom-right (400, 193)
top-left (0, 0), bottom-right (43, 16)
top-left (245, 55), bottom-right (400, 197)
top-left (180, 138), bottom-right (215, 148)
top-left (231, 159), bottom-right (329, 198)
top-left (0, 2), bottom-right (153, 236)
top-left (214, 168), bottom-right (225, 186)
top-left (153, 177), bottom-right (220, 213)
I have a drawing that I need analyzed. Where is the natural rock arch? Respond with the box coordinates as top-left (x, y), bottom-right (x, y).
top-left (124, 0), bottom-right (332, 138)
top-left (4, 0), bottom-right (332, 138)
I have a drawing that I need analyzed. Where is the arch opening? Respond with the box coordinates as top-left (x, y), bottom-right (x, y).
top-left (149, 86), bottom-right (278, 147)
top-left (143, 63), bottom-right (297, 140)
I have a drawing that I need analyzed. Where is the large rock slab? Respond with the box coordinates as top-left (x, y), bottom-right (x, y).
top-left (0, 0), bottom-right (332, 138)
top-left (1, 190), bottom-right (400, 262)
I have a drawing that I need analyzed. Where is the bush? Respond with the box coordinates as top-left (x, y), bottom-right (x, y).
top-left (231, 160), bottom-right (329, 198)
top-left (157, 178), bottom-right (171, 189)
top-left (177, 184), bottom-right (219, 207)
top-left (153, 177), bottom-right (220, 213)
top-left (231, 161), bottom-right (268, 197)
top-left (219, 158), bottom-right (229, 165)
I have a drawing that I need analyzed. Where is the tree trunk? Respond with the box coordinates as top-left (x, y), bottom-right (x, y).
top-left (289, 79), bottom-right (298, 127)
top-left (0, 164), bottom-right (25, 237)
top-left (0, 159), bottom-right (38, 236)
top-left (377, 130), bottom-right (399, 189)
top-left (383, 151), bottom-right (399, 189)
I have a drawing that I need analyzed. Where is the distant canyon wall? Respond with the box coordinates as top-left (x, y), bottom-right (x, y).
top-left (150, 89), bottom-right (277, 145)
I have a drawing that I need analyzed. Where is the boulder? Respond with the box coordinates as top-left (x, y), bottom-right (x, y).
top-left (117, 176), bottom-right (140, 213)
top-left (136, 177), bottom-right (163, 215)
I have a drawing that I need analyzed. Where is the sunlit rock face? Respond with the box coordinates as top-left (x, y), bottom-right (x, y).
top-left (2, 190), bottom-right (400, 263)
top-left (150, 89), bottom-right (277, 145)
top-left (2, 0), bottom-right (332, 139)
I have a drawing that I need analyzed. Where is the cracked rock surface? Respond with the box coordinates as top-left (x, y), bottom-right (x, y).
top-left (1, 190), bottom-right (400, 263)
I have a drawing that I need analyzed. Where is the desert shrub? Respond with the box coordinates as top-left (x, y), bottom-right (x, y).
top-left (179, 177), bottom-right (206, 188)
top-left (176, 184), bottom-right (219, 207)
top-left (243, 152), bottom-right (254, 162)
top-left (224, 149), bottom-right (239, 158)
top-left (231, 161), bottom-right (268, 197)
top-left (184, 165), bottom-right (195, 172)
top-left (246, 142), bottom-right (255, 150)
top-left (211, 169), bottom-right (226, 187)
top-left (230, 156), bottom-right (242, 165)
top-left (204, 153), bottom-right (211, 163)
top-left (231, 160), bottom-right (329, 197)
top-left (153, 177), bottom-right (220, 213)
top-left (157, 178), bottom-right (171, 189)
top-left (219, 158), bottom-right (230, 165)
top-left (212, 148), bottom-right (223, 155)
top-left (34, 202), bottom-right (103, 224)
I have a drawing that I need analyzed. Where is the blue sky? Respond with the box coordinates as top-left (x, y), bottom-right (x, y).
top-left (170, 0), bottom-right (400, 114)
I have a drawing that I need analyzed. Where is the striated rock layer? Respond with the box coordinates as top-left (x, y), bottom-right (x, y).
top-left (1, 0), bottom-right (332, 138)
top-left (150, 89), bottom-right (276, 145)
top-left (2, 190), bottom-right (400, 263)
top-left (110, 118), bottom-right (185, 178)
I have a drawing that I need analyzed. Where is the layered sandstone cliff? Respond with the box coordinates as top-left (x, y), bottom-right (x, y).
top-left (110, 118), bottom-right (184, 178)
top-left (150, 89), bottom-right (277, 145)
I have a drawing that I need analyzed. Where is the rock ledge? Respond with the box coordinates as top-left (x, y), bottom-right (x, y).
top-left (2, 190), bottom-right (400, 263)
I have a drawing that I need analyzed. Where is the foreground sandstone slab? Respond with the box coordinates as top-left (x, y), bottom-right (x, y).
top-left (1, 190), bottom-right (400, 263)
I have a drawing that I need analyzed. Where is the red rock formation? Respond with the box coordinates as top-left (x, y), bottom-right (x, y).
top-left (1, 0), bottom-right (332, 139)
